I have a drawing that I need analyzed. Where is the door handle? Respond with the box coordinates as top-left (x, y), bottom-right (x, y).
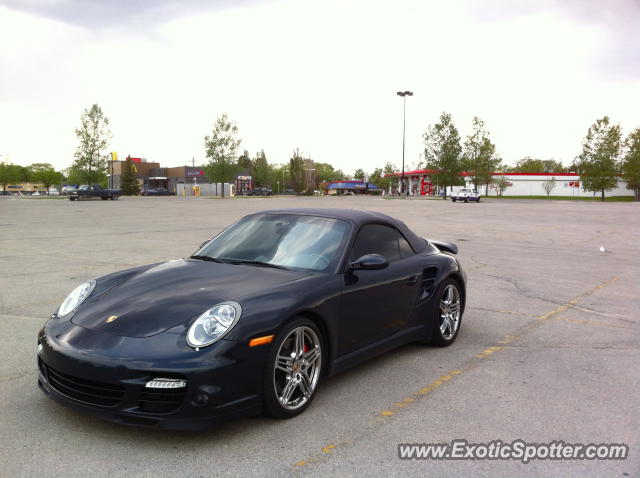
top-left (406, 274), bottom-right (419, 286)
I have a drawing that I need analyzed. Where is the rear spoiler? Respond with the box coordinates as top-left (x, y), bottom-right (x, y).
top-left (427, 239), bottom-right (458, 255)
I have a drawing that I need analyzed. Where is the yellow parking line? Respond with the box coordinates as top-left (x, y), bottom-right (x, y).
top-left (292, 277), bottom-right (619, 470)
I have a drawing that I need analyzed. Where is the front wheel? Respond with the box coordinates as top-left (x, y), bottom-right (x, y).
top-left (430, 279), bottom-right (463, 346)
top-left (452, 198), bottom-right (456, 202)
top-left (263, 318), bottom-right (323, 419)
top-left (111, 194), bottom-right (118, 200)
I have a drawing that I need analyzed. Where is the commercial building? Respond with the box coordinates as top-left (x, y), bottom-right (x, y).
top-left (384, 170), bottom-right (633, 198)
top-left (109, 159), bottom-right (208, 193)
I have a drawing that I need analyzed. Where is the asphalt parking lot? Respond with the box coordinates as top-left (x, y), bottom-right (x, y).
top-left (0, 195), bottom-right (638, 477)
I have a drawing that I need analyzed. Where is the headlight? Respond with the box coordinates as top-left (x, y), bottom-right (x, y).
top-left (57, 280), bottom-right (96, 316)
top-left (187, 301), bottom-right (242, 348)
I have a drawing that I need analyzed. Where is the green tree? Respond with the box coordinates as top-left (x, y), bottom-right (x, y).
top-left (463, 116), bottom-right (488, 191)
top-left (510, 157), bottom-right (566, 173)
top-left (423, 112), bottom-right (464, 199)
top-left (29, 163), bottom-right (63, 194)
top-left (252, 150), bottom-right (270, 187)
top-left (574, 116), bottom-right (622, 201)
top-left (477, 137), bottom-right (502, 196)
top-left (289, 149), bottom-right (305, 193)
top-left (354, 168), bottom-right (366, 181)
top-left (70, 104), bottom-right (112, 185)
top-left (542, 176), bottom-right (557, 196)
top-left (237, 150), bottom-right (252, 171)
top-left (0, 162), bottom-right (22, 192)
top-left (204, 113), bottom-right (242, 197)
top-left (379, 162), bottom-right (398, 193)
top-left (622, 128), bottom-right (640, 201)
top-left (495, 176), bottom-right (511, 196)
top-left (313, 162), bottom-right (346, 186)
top-left (120, 157), bottom-right (140, 195)
top-left (369, 168), bottom-right (383, 186)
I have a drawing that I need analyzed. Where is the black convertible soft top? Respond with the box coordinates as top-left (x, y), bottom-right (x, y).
top-left (259, 208), bottom-right (429, 254)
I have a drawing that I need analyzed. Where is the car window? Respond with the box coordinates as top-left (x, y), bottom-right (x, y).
top-left (198, 214), bottom-right (350, 271)
top-left (350, 224), bottom-right (414, 263)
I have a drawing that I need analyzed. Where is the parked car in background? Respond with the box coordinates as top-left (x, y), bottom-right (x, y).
top-left (451, 188), bottom-right (481, 203)
top-left (61, 186), bottom-right (78, 196)
top-left (142, 188), bottom-right (175, 196)
top-left (69, 185), bottom-right (121, 201)
top-left (248, 187), bottom-right (273, 196)
top-left (48, 188), bottom-right (60, 196)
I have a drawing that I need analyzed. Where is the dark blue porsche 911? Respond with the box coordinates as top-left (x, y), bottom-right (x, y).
top-left (38, 208), bottom-right (466, 429)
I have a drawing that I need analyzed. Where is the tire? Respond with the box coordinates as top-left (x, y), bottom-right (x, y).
top-left (101, 196), bottom-right (108, 200)
top-left (69, 197), bottom-right (75, 201)
top-left (111, 194), bottom-right (118, 200)
top-left (464, 198), bottom-right (469, 203)
top-left (263, 318), bottom-right (324, 419)
top-left (430, 278), bottom-right (463, 347)
top-left (476, 198), bottom-right (481, 202)
top-left (452, 198), bottom-right (456, 202)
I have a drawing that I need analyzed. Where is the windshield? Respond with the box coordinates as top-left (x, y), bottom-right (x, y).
top-left (79, 185), bottom-right (89, 191)
top-left (195, 213), bottom-right (350, 271)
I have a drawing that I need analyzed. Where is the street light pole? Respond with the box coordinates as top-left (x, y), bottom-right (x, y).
top-left (396, 90), bottom-right (413, 196)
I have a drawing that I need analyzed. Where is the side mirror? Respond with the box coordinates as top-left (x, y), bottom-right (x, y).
top-left (350, 254), bottom-right (389, 271)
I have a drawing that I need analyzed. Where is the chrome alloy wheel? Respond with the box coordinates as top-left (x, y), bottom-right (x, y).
top-left (439, 283), bottom-right (461, 340)
top-left (273, 326), bottom-right (322, 410)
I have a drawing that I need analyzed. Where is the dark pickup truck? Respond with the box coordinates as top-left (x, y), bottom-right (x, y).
top-left (69, 185), bottom-right (122, 201)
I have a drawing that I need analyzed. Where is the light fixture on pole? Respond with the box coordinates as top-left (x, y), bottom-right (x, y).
top-left (396, 90), bottom-right (413, 196)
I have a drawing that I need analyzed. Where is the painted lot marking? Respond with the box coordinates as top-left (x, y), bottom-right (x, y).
top-left (292, 276), bottom-right (620, 470)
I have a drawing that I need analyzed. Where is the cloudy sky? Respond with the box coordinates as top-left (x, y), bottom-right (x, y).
top-left (1, 0), bottom-right (639, 174)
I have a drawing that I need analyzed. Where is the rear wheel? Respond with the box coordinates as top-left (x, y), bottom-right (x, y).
top-left (111, 194), bottom-right (118, 200)
top-left (452, 198), bottom-right (456, 202)
top-left (430, 279), bottom-right (463, 346)
top-left (263, 318), bottom-right (323, 418)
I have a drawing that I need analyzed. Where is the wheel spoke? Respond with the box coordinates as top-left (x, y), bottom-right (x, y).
top-left (276, 355), bottom-right (294, 373)
top-left (447, 286), bottom-right (455, 304)
top-left (280, 376), bottom-right (298, 405)
top-left (302, 346), bottom-right (320, 365)
top-left (440, 316), bottom-right (450, 335)
top-left (298, 373), bottom-right (312, 398)
top-left (295, 328), bottom-right (305, 357)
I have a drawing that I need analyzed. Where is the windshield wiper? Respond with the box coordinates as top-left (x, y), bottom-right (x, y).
top-left (228, 259), bottom-right (291, 271)
top-left (189, 255), bottom-right (229, 263)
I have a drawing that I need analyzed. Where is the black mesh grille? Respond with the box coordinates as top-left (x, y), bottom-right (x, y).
top-left (44, 363), bottom-right (124, 407)
top-left (138, 388), bottom-right (187, 414)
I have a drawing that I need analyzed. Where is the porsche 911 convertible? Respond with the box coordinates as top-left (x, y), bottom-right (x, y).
top-left (38, 208), bottom-right (466, 429)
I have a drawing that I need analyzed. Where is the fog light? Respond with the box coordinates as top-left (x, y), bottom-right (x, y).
top-left (145, 378), bottom-right (187, 389)
top-left (192, 392), bottom-right (209, 405)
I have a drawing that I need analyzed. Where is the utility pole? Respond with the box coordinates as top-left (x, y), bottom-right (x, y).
top-left (396, 90), bottom-right (414, 196)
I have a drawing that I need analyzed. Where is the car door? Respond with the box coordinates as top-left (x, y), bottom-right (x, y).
top-left (339, 223), bottom-right (421, 356)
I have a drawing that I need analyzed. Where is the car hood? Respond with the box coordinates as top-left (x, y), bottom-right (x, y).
top-left (71, 258), bottom-right (312, 338)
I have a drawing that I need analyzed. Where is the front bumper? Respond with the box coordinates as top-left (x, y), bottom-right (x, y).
top-left (37, 319), bottom-right (267, 430)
